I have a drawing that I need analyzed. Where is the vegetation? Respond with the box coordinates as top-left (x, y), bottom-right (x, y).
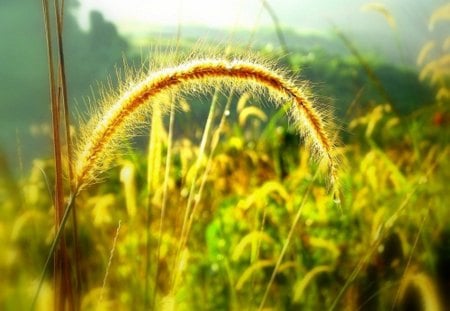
top-left (0, 1), bottom-right (449, 310)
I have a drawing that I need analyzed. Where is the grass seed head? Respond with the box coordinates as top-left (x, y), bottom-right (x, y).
top-left (73, 56), bottom-right (339, 193)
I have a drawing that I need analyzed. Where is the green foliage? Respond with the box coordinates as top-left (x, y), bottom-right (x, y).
top-left (1, 89), bottom-right (449, 309)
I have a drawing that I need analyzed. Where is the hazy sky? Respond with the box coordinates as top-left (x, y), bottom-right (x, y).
top-left (74, 0), bottom-right (398, 33)
top-left (75, 0), bottom-right (444, 36)
top-left (77, 0), bottom-right (265, 31)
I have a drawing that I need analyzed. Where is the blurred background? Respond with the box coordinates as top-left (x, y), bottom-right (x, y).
top-left (0, 0), bottom-right (447, 169)
top-left (0, 0), bottom-right (449, 310)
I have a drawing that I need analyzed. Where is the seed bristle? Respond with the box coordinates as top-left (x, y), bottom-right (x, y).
top-left (74, 58), bottom-right (338, 193)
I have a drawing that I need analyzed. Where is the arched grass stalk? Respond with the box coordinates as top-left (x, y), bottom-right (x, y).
top-left (34, 57), bottom-right (339, 307)
top-left (73, 58), bottom-right (338, 193)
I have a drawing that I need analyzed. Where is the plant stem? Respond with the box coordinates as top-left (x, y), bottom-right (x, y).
top-left (258, 170), bottom-right (318, 310)
top-left (31, 194), bottom-right (76, 310)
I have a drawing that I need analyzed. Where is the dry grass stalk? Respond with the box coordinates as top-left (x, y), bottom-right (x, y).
top-left (74, 58), bottom-right (338, 193)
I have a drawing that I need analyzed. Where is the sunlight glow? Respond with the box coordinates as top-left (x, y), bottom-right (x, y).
top-left (77, 0), bottom-right (263, 32)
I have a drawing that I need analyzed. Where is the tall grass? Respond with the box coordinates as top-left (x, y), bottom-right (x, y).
top-left (40, 0), bottom-right (78, 309)
top-left (73, 58), bottom-right (337, 192)
top-left (32, 52), bottom-right (338, 308)
top-left (6, 1), bottom-right (447, 310)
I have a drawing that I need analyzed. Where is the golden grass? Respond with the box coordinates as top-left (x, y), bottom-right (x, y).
top-left (73, 58), bottom-right (338, 193)
top-left (361, 2), bottom-right (397, 30)
top-left (429, 3), bottom-right (450, 31)
top-left (397, 271), bottom-right (443, 311)
top-left (417, 40), bottom-right (435, 66)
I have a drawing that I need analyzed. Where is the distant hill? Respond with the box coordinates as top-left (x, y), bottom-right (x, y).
top-left (115, 0), bottom-right (448, 67)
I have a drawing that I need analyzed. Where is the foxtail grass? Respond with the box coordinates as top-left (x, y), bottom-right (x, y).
top-left (34, 56), bottom-right (339, 308)
top-left (73, 58), bottom-right (338, 194)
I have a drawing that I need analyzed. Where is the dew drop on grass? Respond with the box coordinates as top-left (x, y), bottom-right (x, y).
top-left (333, 195), bottom-right (341, 205)
top-left (181, 187), bottom-right (189, 198)
top-left (333, 190), bottom-right (342, 214)
top-left (333, 190), bottom-right (341, 205)
top-left (194, 193), bottom-right (201, 203)
top-left (224, 109), bottom-right (230, 116)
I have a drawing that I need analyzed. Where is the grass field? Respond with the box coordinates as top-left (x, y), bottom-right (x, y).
top-left (0, 1), bottom-right (449, 310)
